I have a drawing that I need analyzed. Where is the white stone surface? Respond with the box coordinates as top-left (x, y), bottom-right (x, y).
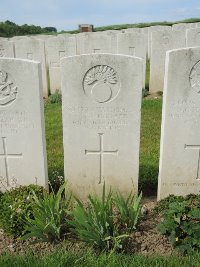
top-left (15, 38), bottom-right (48, 98)
top-left (76, 32), bottom-right (117, 54)
top-left (117, 32), bottom-right (146, 87)
top-left (0, 41), bottom-right (14, 58)
top-left (186, 27), bottom-right (200, 47)
top-left (61, 54), bottom-right (143, 199)
top-left (0, 58), bottom-right (48, 191)
top-left (123, 28), bottom-right (142, 34)
top-left (148, 26), bottom-right (171, 58)
top-left (172, 23), bottom-right (196, 31)
top-left (46, 36), bottom-right (76, 93)
top-left (149, 30), bottom-right (186, 93)
top-left (158, 47), bottom-right (200, 200)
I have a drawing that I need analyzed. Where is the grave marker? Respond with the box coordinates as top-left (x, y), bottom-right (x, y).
top-left (158, 47), bottom-right (200, 200)
top-left (0, 58), bottom-right (48, 191)
top-left (61, 54), bottom-right (143, 198)
top-left (15, 38), bottom-right (48, 98)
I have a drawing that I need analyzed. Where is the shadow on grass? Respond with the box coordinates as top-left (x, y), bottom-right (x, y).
top-left (139, 164), bottom-right (158, 196)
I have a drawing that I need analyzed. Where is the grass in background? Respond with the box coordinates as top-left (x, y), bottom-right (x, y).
top-left (139, 99), bottom-right (162, 195)
top-left (44, 97), bottom-right (162, 195)
top-left (44, 103), bottom-right (64, 189)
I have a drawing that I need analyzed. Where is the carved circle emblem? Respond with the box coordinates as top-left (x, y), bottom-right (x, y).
top-left (83, 65), bottom-right (120, 103)
top-left (189, 61), bottom-right (200, 93)
top-left (0, 70), bottom-right (18, 106)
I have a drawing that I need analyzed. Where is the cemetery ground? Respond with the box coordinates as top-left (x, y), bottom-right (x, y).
top-left (0, 96), bottom-right (200, 266)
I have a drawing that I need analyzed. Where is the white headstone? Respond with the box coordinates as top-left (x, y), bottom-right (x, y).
top-left (76, 32), bottom-right (117, 55)
top-left (15, 38), bottom-right (48, 98)
top-left (149, 30), bottom-right (186, 93)
top-left (46, 36), bottom-right (76, 93)
top-left (0, 58), bottom-right (48, 191)
top-left (123, 28), bottom-right (142, 34)
top-left (186, 27), bottom-right (200, 47)
top-left (61, 54), bottom-right (143, 199)
top-left (158, 47), bottom-right (200, 200)
top-left (117, 32), bottom-right (146, 87)
top-left (0, 41), bottom-right (14, 58)
top-left (172, 23), bottom-right (196, 31)
top-left (148, 26), bottom-right (171, 58)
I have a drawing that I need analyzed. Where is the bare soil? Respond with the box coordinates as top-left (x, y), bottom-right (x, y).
top-left (0, 198), bottom-right (175, 256)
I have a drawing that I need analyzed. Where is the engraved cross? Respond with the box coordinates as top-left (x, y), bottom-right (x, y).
top-left (185, 144), bottom-right (200, 180)
top-left (0, 137), bottom-right (23, 186)
top-left (85, 133), bottom-right (118, 184)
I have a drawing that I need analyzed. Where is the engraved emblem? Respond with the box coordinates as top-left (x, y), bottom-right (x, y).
top-left (83, 65), bottom-right (121, 103)
top-left (189, 61), bottom-right (200, 93)
top-left (0, 70), bottom-right (18, 106)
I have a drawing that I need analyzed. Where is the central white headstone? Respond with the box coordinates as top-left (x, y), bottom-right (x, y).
top-left (0, 58), bottom-right (48, 191)
top-left (158, 47), bottom-right (200, 200)
top-left (61, 54), bottom-right (143, 198)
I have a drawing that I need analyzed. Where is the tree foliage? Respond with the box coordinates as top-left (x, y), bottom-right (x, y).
top-left (0, 20), bottom-right (57, 37)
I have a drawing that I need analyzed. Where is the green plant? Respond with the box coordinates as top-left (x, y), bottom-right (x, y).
top-left (46, 90), bottom-right (62, 104)
top-left (0, 185), bottom-right (45, 237)
top-left (157, 195), bottom-right (200, 253)
top-left (114, 191), bottom-right (142, 233)
top-left (22, 182), bottom-right (72, 243)
top-left (142, 88), bottom-right (149, 98)
top-left (70, 184), bottom-right (128, 252)
top-left (157, 91), bottom-right (163, 96)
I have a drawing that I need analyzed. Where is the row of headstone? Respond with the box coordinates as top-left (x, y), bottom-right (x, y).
top-left (1, 23), bottom-right (200, 95)
top-left (149, 26), bottom-right (200, 93)
top-left (1, 47), bottom-right (200, 199)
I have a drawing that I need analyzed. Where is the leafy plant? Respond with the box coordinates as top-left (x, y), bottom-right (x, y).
top-left (70, 184), bottom-right (128, 252)
top-left (0, 185), bottom-right (45, 237)
top-left (114, 191), bottom-right (142, 233)
top-left (46, 90), bottom-right (62, 104)
top-left (22, 182), bottom-right (72, 243)
top-left (142, 88), bottom-right (149, 98)
top-left (157, 195), bottom-right (200, 253)
top-left (70, 185), bottom-right (142, 252)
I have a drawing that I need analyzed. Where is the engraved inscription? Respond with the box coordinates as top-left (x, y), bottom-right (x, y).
top-left (0, 70), bottom-right (18, 106)
top-left (0, 137), bottom-right (22, 186)
top-left (83, 65), bottom-right (121, 103)
top-left (0, 111), bottom-right (35, 135)
top-left (65, 106), bottom-right (136, 130)
top-left (93, 48), bottom-right (101, 53)
top-left (189, 61), bottom-right (200, 93)
top-left (185, 144), bottom-right (200, 180)
top-left (59, 51), bottom-right (66, 59)
top-left (129, 47), bottom-right (135, 56)
top-left (85, 133), bottom-right (118, 184)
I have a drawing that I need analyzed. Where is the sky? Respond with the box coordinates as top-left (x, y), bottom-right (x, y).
top-left (0, 0), bottom-right (200, 31)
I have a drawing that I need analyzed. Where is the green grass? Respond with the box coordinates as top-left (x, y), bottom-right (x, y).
top-left (0, 247), bottom-right (200, 267)
top-left (139, 99), bottom-right (162, 195)
top-left (65, 18), bottom-right (200, 33)
top-left (44, 98), bottom-right (162, 195)
top-left (145, 59), bottom-right (150, 90)
top-left (44, 103), bottom-right (64, 188)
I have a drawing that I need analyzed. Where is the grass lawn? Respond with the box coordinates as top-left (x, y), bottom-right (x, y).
top-left (1, 247), bottom-right (200, 267)
top-left (44, 98), bottom-right (162, 194)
